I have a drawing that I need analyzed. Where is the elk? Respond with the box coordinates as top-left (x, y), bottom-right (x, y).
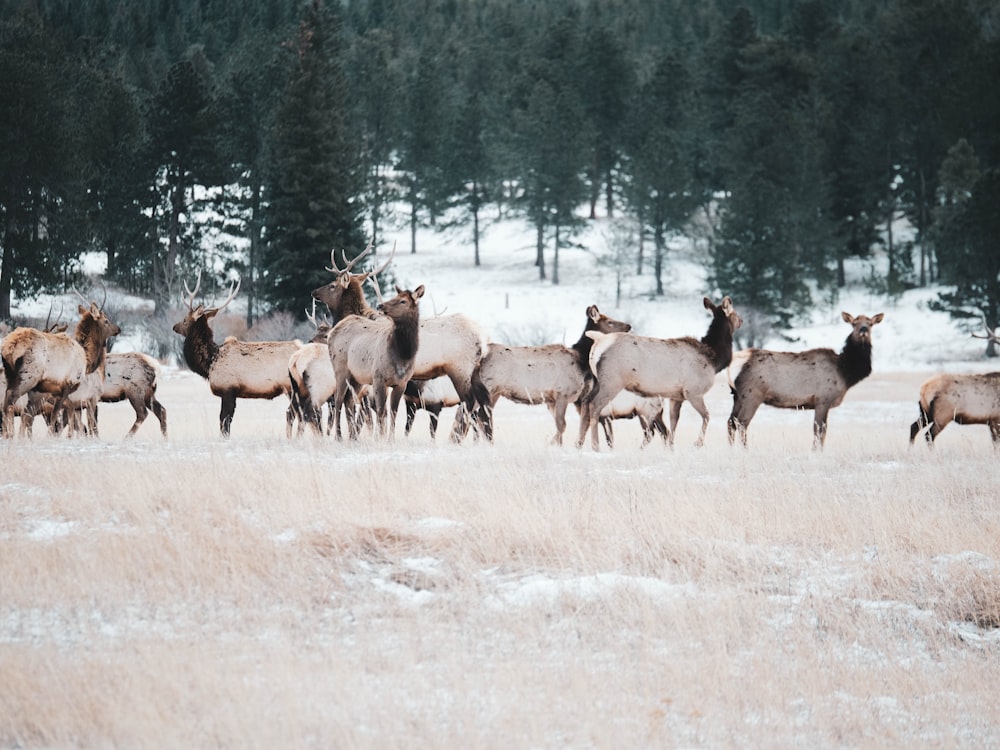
top-left (909, 325), bottom-right (1000, 447)
top-left (2, 301), bottom-right (121, 438)
top-left (728, 311), bottom-right (885, 449)
top-left (593, 392), bottom-right (668, 449)
top-left (327, 283), bottom-right (425, 439)
top-left (173, 275), bottom-right (302, 437)
top-left (99, 352), bottom-right (168, 438)
top-left (578, 297), bottom-right (742, 451)
top-left (469, 305), bottom-right (631, 445)
top-left (403, 376), bottom-right (462, 439)
top-left (288, 303), bottom-right (336, 435)
top-left (313, 241), bottom-right (488, 442)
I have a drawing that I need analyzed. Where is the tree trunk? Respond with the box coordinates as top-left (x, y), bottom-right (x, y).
top-left (246, 174), bottom-right (263, 328)
top-left (535, 221), bottom-right (546, 281)
top-left (472, 184), bottom-right (481, 268)
top-left (552, 224), bottom-right (560, 286)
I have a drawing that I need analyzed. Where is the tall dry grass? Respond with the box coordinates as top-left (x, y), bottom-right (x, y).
top-left (2, 369), bottom-right (999, 748)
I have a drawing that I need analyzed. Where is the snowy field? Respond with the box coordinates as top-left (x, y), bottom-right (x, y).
top-left (3, 216), bottom-right (1000, 747)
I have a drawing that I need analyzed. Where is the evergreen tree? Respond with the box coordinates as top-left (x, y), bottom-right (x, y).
top-left (145, 52), bottom-right (222, 316)
top-left (263, 0), bottom-right (365, 316)
top-left (0, 10), bottom-right (87, 319)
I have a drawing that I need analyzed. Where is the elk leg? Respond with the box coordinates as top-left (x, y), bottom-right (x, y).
top-left (219, 392), bottom-right (237, 437)
top-left (404, 399), bottom-right (418, 436)
top-left (581, 386), bottom-right (617, 452)
top-left (151, 398), bottom-right (167, 438)
top-left (812, 405), bottom-right (831, 450)
top-left (686, 394), bottom-right (710, 448)
top-left (600, 416), bottom-right (614, 448)
top-left (126, 393), bottom-right (148, 438)
top-left (550, 398), bottom-right (569, 446)
top-left (989, 420), bottom-right (1000, 447)
top-left (909, 401), bottom-right (931, 445)
top-left (387, 384), bottom-right (405, 440)
top-left (428, 405), bottom-right (442, 440)
top-left (668, 399), bottom-right (683, 449)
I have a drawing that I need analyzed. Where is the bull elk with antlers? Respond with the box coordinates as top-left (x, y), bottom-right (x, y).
top-left (909, 324), bottom-right (1000, 447)
top-left (578, 297), bottom-right (742, 451)
top-left (2, 299), bottom-right (121, 438)
top-left (173, 275), bottom-right (301, 437)
top-left (728, 311), bottom-right (884, 449)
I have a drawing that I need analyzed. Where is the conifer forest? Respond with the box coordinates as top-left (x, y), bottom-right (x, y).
top-left (1, 0), bottom-right (998, 337)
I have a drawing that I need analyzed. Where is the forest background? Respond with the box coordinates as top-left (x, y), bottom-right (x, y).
top-left (1, 0), bottom-right (998, 353)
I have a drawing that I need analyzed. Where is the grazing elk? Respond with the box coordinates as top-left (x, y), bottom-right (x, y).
top-left (579, 297), bottom-right (742, 451)
top-left (328, 283), bottom-right (425, 439)
top-left (2, 301), bottom-right (121, 438)
top-left (727, 311), bottom-right (885, 449)
top-left (403, 376), bottom-right (462, 439)
top-left (909, 325), bottom-right (1000, 447)
top-left (99, 352), bottom-right (168, 438)
top-left (593, 392), bottom-right (668, 449)
top-left (173, 275), bottom-right (301, 437)
top-left (469, 305), bottom-right (631, 445)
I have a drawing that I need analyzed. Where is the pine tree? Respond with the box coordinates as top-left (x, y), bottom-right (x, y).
top-left (262, 0), bottom-right (365, 316)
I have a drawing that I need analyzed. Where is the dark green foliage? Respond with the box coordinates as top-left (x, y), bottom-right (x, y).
top-left (261, 0), bottom-right (365, 317)
top-left (0, 0), bottom-right (998, 340)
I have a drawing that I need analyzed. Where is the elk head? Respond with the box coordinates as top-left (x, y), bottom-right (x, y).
top-left (172, 271), bottom-right (240, 338)
top-left (841, 311), bottom-right (884, 344)
top-left (311, 240), bottom-right (395, 321)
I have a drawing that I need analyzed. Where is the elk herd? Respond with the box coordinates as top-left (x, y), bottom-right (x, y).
top-left (3, 244), bottom-right (1000, 453)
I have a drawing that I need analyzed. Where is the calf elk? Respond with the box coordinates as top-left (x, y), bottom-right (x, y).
top-left (909, 325), bottom-right (1000, 447)
top-left (2, 301), bottom-right (120, 438)
top-left (728, 311), bottom-right (884, 449)
top-left (470, 305), bottom-right (631, 445)
top-left (173, 275), bottom-right (301, 437)
top-left (594, 392), bottom-right (668, 449)
top-left (579, 297), bottom-right (742, 451)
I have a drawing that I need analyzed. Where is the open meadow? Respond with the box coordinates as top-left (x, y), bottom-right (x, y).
top-left (2, 367), bottom-right (1000, 748)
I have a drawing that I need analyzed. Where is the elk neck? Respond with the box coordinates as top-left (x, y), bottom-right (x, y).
top-left (332, 280), bottom-right (373, 324)
top-left (390, 314), bottom-right (420, 362)
top-left (837, 334), bottom-right (873, 388)
top-left (572, 322), bottom-right (604, 370)
top-left (74, 315), bottom-right (109, 374)
top-left (182, 317), bottom-right (219, 379)
top-left (700, 310), bottom-right (735, 373)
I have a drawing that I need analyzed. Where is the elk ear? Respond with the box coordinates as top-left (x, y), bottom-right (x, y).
top-left (841, 312), bottom-right (854, 324)
top-left (412, 285), bottom-right (425, 300)
top-left (587, 304), bottom-right (600, 322)
top-left (338, 273), bottom-right (353, 288)
top-left (871, 313), bottom-right (885, 325)
top-left (721, 296), bottom-right (733, 312)
top-left (703, 297), bottom-right (714, 311)
top-left (78, 304), bottom-right (88, 316)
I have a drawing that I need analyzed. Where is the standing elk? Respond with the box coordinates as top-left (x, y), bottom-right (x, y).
top-left (328, 283), bottom-right (425, 439)
top-left (909, 325), bottom-right (1000, 447)
top-left (403, 376), bottom-right (462, 440)
top-left (100, 352), bottom-right (168, 438)
top-left (727, 311), bottom-right (885, 449)
top-left (288, 303), bottom-right (336, 436)
top-left (173, 275), bottom-right (302, 437)
top-left (2, 301), bottom-right (121, 438)
top-left (578, 297), bottom-right (742, 451)
top-left (592, 392), bottom-right (668, 449)
top-left (312, 241), bottom-right (489, 442)
top-left (469, 305), bottom-right (631, 445)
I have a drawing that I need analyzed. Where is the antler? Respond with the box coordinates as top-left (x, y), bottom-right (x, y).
top-left (182, 270), bottom-right (202, 311)
top-left (971, 315), bottom-right (1000, 343)
top-left (209, 277), bottom-right (241, 314)
top-left (367, 270), bottom-right (385, 305)
top-left (327, 238), bottom-right (375, 274)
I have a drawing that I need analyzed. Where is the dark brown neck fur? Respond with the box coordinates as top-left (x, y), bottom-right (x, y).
top-left (74, 315), bottom-right (107, 374)
top-left (182, 317), bottom-right (219, 379)
top-left (390, 314), bottom-right (420, 362)
top-left (837, 335), bottom-right (872, 388)
top-left (701, 309), bottom-right (735, 373)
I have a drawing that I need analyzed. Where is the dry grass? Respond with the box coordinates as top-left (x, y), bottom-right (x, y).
top-left (2, 369), bottom-right (1000, 748)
